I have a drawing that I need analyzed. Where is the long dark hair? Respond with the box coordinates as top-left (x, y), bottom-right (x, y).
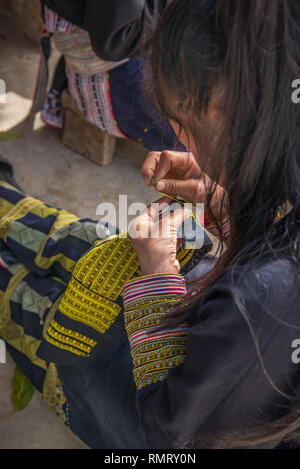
top-left (149, 0), bottom-right (300, 447)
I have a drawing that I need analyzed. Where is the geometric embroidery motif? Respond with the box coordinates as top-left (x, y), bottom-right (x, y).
top-left (45, 319), bottom-right (97, 357)
top-left (55, 236), bottom-right (141, 336)
top-left (124, 296), bottom-right (188, 390)
top-left (44, 234), bottom-right (195, 359)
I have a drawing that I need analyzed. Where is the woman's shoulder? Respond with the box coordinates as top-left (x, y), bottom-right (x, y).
top-left (191, 255), bottom-right (299, 328)
top-left (230, 256), bottom-right (298, 311)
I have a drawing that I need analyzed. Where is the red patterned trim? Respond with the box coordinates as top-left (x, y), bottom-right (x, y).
top-left (123, 274), bottom-right (186, 306)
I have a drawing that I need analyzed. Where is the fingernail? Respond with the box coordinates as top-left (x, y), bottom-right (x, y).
top-left (156, 181), bottom-right (165, 191)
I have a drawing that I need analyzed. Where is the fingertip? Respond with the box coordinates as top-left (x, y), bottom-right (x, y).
top-left (156, 181), bottom-right (166, 192)
top-left (143, 170), bottom-right (153, 186)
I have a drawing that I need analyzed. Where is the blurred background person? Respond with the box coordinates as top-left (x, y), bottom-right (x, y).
top-left (40, 0), bottom-right (183, 152)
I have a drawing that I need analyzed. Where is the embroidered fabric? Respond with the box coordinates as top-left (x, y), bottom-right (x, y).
top-left (39, 235), bottom-right (196, 371)
top-left (123, 274), bottom-right (188, 389)
top-left (43, 6), bottom-right (128, 138)
top-left (66, 69), bottom-right (127, 137)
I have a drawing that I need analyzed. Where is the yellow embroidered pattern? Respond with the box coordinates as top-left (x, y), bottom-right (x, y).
top-left (51, 319), bottom-right (97, 347)
top-left (124, 296), bottom-right (188, 390)
top-left (44, 235), bottom-right (194, 357)
top-left (133, 337), bottom-right (187, 389)
top-left (58, 277), bottom-right (121, 333)
top-left (124, 295), bottom-right (182, 337)
top-left (45, 334), bottom-right (88, 357)
top-left (73, 237), bottom-right (140, 297)
top-left (45, 319), bottom-right (97, 356)
top-left (47, 326), bottom-right (92, 354)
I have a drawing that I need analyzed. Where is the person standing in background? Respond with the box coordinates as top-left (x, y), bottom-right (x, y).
top-left (40, 0), bottom-right (182, 152)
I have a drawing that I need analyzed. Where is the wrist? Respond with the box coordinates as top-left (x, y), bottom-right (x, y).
top-left (140, 260), bottom-right (180, 276)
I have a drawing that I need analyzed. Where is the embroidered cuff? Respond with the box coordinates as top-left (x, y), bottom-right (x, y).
top-left (123, 274), bottom-right (188, 390)
top-left (123, 273), bottom-right (187, 307)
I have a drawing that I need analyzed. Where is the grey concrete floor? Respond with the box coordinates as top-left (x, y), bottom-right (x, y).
top-left (0, 15), bottom-right (154, 449)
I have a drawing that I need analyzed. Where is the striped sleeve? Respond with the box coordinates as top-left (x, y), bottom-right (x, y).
top-left (123, 274), bottom-right (187, 305)
top-left (123, 274), bottom-right (188, 390)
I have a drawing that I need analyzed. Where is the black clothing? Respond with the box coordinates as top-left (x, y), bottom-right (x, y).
top-left (137, 239), bottom-right (300, 448)
top-left (42, 0), bottom-right (169, 60)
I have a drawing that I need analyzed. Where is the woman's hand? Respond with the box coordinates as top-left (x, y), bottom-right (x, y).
top-left (142, 151), bottom-right (203, 203)
top-left (129, 197), bottom-right (191, 276)
top-left (142, 150), bottom-right (227, 221)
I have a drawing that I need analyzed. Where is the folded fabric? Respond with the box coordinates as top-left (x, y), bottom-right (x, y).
top-left (0, 180), bottom-right (212, 382)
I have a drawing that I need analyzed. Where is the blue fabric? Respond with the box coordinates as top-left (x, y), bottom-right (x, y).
top-left (57, 338), bottom-right (145, 449)
top-left (109, 58), bottom-right (185, 151)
